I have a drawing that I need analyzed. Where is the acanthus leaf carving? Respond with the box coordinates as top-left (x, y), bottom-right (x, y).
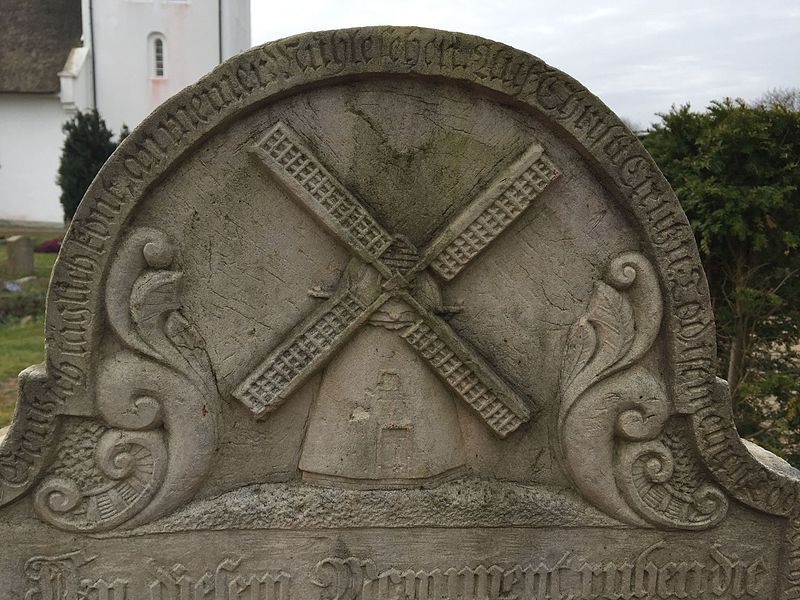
top-left (558, 251), bottom-right (728, 529)
top-left (34, 227), bottom-right (219, 532)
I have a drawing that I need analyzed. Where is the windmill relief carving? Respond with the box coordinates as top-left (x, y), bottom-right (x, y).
top-left (233, 121), bottom-right (560, 486)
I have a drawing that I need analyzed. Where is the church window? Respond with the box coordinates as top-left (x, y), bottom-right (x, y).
top-left (149, 33), bottom-right (166, 78)
top-left (154, 38), bottom-right (164, 77)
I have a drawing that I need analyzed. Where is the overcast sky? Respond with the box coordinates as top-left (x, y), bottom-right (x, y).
top-left (7, 1), bottom-right (797, 223)
top-left (251, 0), bottom-right (800, 129)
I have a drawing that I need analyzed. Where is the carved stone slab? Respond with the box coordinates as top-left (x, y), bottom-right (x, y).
top-left (2, 26), bottom-right (799, 599)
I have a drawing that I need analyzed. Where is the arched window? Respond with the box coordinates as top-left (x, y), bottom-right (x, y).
top-left (154, 38), bottom-right (164, 77)
top-left (148, 33), bottom-right (166, 78)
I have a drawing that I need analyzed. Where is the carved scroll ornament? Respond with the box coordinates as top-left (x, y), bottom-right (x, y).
top-left (558, 251), bottom-right (728, 529)
top-left (33, 228), bottom-right (220, 531)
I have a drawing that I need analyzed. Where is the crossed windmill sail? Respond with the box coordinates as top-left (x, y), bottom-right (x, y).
top-left (233, 121), bottom-right (559, 438)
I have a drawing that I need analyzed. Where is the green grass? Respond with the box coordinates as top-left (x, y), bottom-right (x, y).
top-left (0, 318), bottom-right (45, 381)
top-left (0, 252), bottom-right (57, 298)
top-left (1, 226), bottom-right (61, 294)
top-left (0, 318), bottom-right (45, 427)
top-left (0, 224), bottom-right (64, 247)
top-left (0, 224), bottom-right (61, 427)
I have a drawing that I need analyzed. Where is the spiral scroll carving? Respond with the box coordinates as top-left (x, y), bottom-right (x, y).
top-left (558, 251), bottom-right (728, 529)
top-left (33, 422), bottom-right (166, 531)
top-left (34, 228), bottom-right (219, 531)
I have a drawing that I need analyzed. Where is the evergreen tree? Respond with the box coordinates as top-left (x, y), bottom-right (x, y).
top-left (118, 124), bottom-right (131, 143)
top-left (641, 93), bottom-right (800, 464)
top-left (56, 109), bottom-right (119, 221)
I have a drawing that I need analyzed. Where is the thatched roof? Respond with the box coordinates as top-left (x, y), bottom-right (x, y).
top-left (0, 0), bottom-right (83, 94)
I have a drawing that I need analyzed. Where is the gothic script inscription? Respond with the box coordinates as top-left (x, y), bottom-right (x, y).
top-left (23, 545), bottom-right (765, 600)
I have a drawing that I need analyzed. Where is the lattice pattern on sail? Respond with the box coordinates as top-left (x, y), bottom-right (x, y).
top-left (236, 291), bottom-right (367, 415)
top-left (400, 320), bottom-right (524, 437)
top-left (430, 154), bottom-right (558, 280)
top-left (258, 123), bottom-right (393, 260)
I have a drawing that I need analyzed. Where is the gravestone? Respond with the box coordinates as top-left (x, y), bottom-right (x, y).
top-left (5, 235), bottom-right (34, 278)
top-left (2, 26), bottom-right (799, 599)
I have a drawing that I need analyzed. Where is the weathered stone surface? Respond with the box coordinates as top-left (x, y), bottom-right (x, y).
top-left (4, 234), bottom-right (34, 278)
top-left (1, 26), bottom-right (800, 599)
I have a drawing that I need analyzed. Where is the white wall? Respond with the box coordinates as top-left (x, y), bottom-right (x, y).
top-left (91, 0), bottom-right (250, 134)
top-left (0, 1), bottom-right (251, 222)
top-left (222, 0), bottom-right (251, 60)
top-left (0, 94), bottom-right (68, 222)
top-left (59, 47), bottom-right (94, 115)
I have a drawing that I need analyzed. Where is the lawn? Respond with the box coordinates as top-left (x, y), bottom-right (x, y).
top-left (0, 251), bottom-right (58, 297)
top-left (0, 222), bottom-right (64, 247)
top-left (0, 222), bottom-right (63, 427)
top-left (0, 318), bottom-right (46, 426)
top-left (0, 223), bottom-right (62, 299)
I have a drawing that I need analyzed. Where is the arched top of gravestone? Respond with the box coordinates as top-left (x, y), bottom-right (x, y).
top-left (58, 25), bottom-right (717, 419)
top-left (2, 27), bottom-right (798, 543)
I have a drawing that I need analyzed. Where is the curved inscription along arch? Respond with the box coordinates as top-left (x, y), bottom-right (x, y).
top-left (0, 27), bottom-right (792, 543)
top-left (31, 228), bottom-right (220, 532)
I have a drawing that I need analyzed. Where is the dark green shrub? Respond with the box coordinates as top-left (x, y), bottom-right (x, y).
top-left (57, 110), bottom-right (122, 221)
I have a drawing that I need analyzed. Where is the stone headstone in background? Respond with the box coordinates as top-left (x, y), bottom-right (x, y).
top-left (5, 235), bottom-right (34, 278)
top-left (1, 27), bottom-right (799, 599)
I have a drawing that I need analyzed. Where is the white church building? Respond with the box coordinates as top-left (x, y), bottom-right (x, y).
top-left (0, 0), bottom-right (250, 222)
